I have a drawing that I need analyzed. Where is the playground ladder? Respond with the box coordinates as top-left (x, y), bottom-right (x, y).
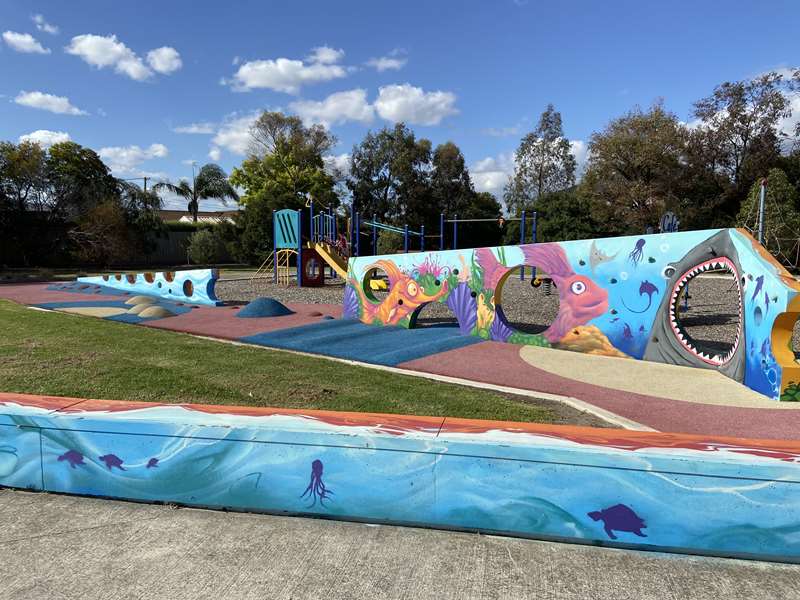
top-left (276, 249), bottom-right (296, 286)
top-left (251, 252), bottom-right (275, 281)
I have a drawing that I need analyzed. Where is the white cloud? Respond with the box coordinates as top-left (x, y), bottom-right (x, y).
top-left (210, 112), bottom-right (260, 156)
top-left (471, 153), bottom-right (515, 199)
top-left (323, 153), bottom-right (351, 177)
top-left (570, 139), bottom-right (590, 177)
top-left (98, 143), bottom-right (169, 175)
top-left (173, 122), bottom-right (216, 134)
top-left (65, 34), bottom-right (153, 81)
top-left (147, 46), bottom-right (182, 74)
top-left (307, 46), bottom-right (344, 65)
top-left (232, 55), bottom-right (241, 66)
top-left (18, 129), bottom-right (70, 147)
top-left (374, 84), bottom-right (458, 126)
top-left (32, 14), bottom-right (58, 35)
top-left (14, 90), bottom-right (87, 115)
top-left (366, 49), bottom-right (407, 72)
top-left (290, 89), bottom-right (374, 127)
top-left (482, 125), bottom-right (521, 137)
top-left (228, 48), bottom-right (348, 93)
top-left (3, 31), bottom-right (50, 54)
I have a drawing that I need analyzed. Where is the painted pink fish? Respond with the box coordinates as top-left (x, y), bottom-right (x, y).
top-left (477, 244), bottom-right (609, 343)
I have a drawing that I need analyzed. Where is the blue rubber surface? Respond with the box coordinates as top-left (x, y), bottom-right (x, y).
top-left (241, 319), bottom-right (485, 366)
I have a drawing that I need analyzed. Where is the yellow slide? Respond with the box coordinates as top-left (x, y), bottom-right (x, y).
top-left (310, 241), bottom-right (349, 279)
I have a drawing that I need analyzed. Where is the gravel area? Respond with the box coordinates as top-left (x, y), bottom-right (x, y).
top-left (218, 272), bottom-right (800, 360)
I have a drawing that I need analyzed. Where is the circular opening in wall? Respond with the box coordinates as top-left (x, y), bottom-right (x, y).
top-left (114, 274), bottom-right (122, 281)
top-left (182, 280), bottom-right (194, 297)
top-left (102, 275), bottom-right (109, 281)
top-left (669, 257), bottom-right (741, 365)
top-left (126, 274), bottom-right (136, 284)
top-left (362, 267), bottom-right (390, 303)
top-left (144, 273), bottom-right (155, 283)
top-left (495, 266), bottom-right (559, 335)
top-left (164, 272), bottom-right (175, 283)
top-left (409, 301), bottom-right (459, 329)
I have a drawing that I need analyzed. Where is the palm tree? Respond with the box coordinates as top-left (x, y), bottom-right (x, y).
top-left (153, 163), bottom-right (238, 222)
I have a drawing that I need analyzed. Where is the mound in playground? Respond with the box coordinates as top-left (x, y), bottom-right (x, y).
top-left (237, 297), bottom-right (295, 318)
top-left (2, 391), bottom-right (800, 563)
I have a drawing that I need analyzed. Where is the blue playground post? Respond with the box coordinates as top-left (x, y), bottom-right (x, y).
top-left (520, 211), bottom-right (526, 281)
top-left (272, 209), bottom-right (277, 284)
top-left (372, 213), bottom-right (377, 255)
top-left (453, 214), bottom-right (458, 250)
top-left (440, 213), bottom-right (445, 250)
top-left (349, 203), bottom-right (355, 254)
top-left (420, 225), bottom-right (425, 252)
top-left (297, 209), bottom-right (303, 287)
top-left (309, 199), bottom-right (314, 242)
top-left (531, 210), bottom-right (538, 279)
top-left (404, 224), bottom-right (409, 253)
top-left (355, 212), bottom-right (361, 257)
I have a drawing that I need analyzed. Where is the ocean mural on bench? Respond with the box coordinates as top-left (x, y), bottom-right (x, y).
top-left (344, 229), bottom-right (800, 401)
top-left (1, 392), bottom-right (800, 563)
top-left (74, 269), bottom-right (221, 306)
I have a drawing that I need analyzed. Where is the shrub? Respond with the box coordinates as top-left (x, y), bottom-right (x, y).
top-left (376, 230), bottom-right (404, 255)
top-left (187, 229), bottom-right (223, 265)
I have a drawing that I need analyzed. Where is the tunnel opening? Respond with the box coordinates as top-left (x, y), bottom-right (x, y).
top-left (494, 266), bottom-right (560, 335)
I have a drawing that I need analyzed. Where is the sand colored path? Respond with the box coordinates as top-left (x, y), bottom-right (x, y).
top-left (519, 345), bottom-right (799, 410)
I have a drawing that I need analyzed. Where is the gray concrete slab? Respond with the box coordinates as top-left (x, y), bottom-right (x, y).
top-left (1, 488), bottom-right (799, 600)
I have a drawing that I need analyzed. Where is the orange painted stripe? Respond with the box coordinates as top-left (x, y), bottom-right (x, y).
top-left (3, 392), bottom-right (800, 459)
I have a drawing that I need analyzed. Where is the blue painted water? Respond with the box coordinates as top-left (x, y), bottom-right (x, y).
top-left (3, 403), bottom-right (800, 560)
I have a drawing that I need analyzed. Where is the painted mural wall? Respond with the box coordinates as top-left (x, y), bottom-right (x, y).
top-left (2, 394), bottom-right (800, 562)
top-left (77, 269), bottom-right (221, 306)
top-left (344, 229), bottom-right (800, 401)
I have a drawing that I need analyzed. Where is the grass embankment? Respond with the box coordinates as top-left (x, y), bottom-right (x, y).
top-left (0, 300), bottom-right (557, 423)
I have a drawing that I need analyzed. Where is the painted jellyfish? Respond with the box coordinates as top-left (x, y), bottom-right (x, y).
top-left (300, 459), bottom-right (333, 508)
top-left (628, 238), bottom-right (646, 267)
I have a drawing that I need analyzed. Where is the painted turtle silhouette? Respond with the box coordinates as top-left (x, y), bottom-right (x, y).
top-left (588, 504), bottom-right (647, 540)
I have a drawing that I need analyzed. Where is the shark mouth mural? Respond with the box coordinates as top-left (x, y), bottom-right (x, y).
top-left (645, 230), bottom-right (746, 382)
top-left (668, 256), bottom-right (742, 366)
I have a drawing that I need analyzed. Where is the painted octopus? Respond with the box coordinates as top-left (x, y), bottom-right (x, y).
top-left (301, 459), bottom-right (333, 508)
top-left (356, 260), bottom-right (449, 326)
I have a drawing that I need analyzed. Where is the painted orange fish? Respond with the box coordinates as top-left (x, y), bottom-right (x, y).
top-left (357, 260), bottom-right (449, 326)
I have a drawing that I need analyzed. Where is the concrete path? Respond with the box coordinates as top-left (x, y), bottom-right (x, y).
top-left (2, 489), bottom-right (798, 600)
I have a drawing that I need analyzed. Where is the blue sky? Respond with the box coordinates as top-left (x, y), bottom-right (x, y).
top-left (2, 0), bottom-right (799, 211)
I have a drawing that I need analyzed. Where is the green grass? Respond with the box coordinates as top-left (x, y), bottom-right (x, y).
top-left (0, 300), bottom-right (556, 423)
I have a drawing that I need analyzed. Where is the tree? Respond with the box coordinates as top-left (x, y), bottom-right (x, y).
top-left (693, 72), bottom-right (791, 189)
top-left (247, 111), bottom-right (337, 200)
top-left (430, 142), bottom-right (474, 217)
top-left (347, 123), bottom-right (432, 226)
top-left (0, 141), bottom-right (46, 213)
top-left (229, 111), bottom-right (340, 263)
top-left (504, 104), bottom-right (576, 214)
top-left (69, 201), bottom-right (132, 265)
top-left (46, 141), bottom-right (118, 220)
top-left (736, 168), bottom-right (800, 263)
top-left (153, 164), bottom-right (238, 222)
top-left (580, 102), bottom-right (688, 234)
